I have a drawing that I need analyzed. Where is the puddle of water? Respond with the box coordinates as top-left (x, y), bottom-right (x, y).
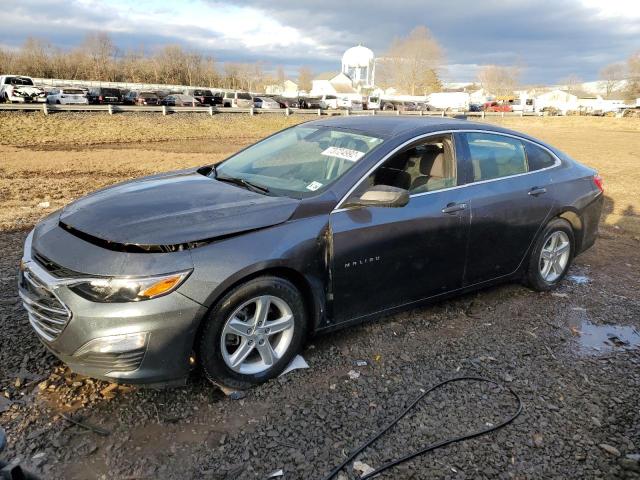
top-left (567, 275), bottom-right (590, 285)
top-left (570, 315), bottom-right (640, 354)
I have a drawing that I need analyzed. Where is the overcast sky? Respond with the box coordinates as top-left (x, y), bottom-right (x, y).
top-left (1, 0), bottom-right (638, 84)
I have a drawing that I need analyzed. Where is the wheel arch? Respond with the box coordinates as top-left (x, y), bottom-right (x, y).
top-left (191, 265), bottom-right (324, 355)
top-left (556, 208), bottom-right (584, 253)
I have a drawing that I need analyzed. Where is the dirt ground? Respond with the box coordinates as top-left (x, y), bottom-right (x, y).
top-left (0, 113), bottom-right (639, 479)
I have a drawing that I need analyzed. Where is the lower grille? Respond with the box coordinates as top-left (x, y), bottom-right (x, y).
top-left (76, 349), bottom-right (146, 373)
top-left (19, 268), bottom-right (71, 342)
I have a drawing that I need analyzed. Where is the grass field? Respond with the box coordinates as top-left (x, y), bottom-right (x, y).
top-left (0, 112), bottom-right (638, 233)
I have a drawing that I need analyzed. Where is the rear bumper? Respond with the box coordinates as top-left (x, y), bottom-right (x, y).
top-left (577, 193), bottom-right (604, 254)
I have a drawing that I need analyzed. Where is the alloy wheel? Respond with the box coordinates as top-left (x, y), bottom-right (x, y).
top-left (539, 231), bottom-right (570, 282)
top-left (220, 295), bottom-right (295, 374)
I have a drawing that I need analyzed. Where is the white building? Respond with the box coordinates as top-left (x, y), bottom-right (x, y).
top-left (265, 80), bottom-right (299, 96)
top-left (310, 72), bottom-right (358, 97)
top-left (341, 45), bottom-right (375, 90)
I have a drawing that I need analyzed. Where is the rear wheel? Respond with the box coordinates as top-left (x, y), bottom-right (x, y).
top-left (525, 218), bottom-right (574, 291)
top-left (199, 276), bottom-right (307, 390)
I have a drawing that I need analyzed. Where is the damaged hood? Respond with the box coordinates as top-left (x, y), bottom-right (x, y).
top-left (9, 85), bottom-right (44, 95)
top-left (59, 168), bottom-right (300, 247)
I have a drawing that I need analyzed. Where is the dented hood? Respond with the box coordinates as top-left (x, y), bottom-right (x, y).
top-left (59, 168), bottom-right (300, 247)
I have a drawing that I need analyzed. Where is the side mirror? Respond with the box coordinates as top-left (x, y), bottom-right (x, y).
top-left (344, 185), bottom-right (410, 209)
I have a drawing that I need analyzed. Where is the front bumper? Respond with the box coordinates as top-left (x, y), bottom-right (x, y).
top-left (18, 231), bottom-right (207, 385)
top-left (9, 95), bottom-right (46, 103)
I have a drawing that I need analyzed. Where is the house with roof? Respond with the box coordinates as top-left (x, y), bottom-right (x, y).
top-left (310, 72), bottom-right (358, 97)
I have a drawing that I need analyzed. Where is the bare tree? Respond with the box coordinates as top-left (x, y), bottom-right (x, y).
top-left (378, 26), bottom-right (443, 95)
top-left (276, 65), bottom-right (286, 86)
top-left (477, 65), bottom-right (521, 96)
top-left (82, 32), bottom-right (116, 81)
top-left (625, 50), bottom-right (640, 101)
top-left (600, 62), bottom-right (625, 96)
top-left (297, 66), bottom-right (313, 92)
top-left (560, 74), bottom-right (583, 92)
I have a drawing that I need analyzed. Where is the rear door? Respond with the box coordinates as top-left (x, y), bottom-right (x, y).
top-left (330, 134), bottom-right (470, 323)
top-left (459, 132), bottom-right (557, 285)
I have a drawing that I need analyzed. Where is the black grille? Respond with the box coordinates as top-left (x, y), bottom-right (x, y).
top-left (19, 268), bottom-right (71, 342)
top-left (32, 251), bottom-right (87, 278)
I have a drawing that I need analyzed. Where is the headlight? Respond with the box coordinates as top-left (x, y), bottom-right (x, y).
top-left (69, 270), bottom-right (191, 303)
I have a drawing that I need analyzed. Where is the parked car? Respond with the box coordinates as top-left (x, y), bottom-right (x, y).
top-left (337, 97), bottom-right (363, 110)
top-left (160, 94), bottom-right (202, 107)
top-left (253, 96), bottom-right (281, 109)
top-left (123, 91), bottom-right (159, 106)
top-left (222, 91), bottom-right (253, 108)
top-left (469, 103), bottom-right (483, 112)
top-left (366, 96), bottom-right (381, 110)
top-left (483, 101), bottom-right (512, 112)
top-left (46, 88), bottom-right (88, 105)
top-left (211, 91), bottom-right (225, 106)
top-left (272, 96), bottom-right (299, 108)
top-left (184, 89), bottom-right (216, 106)
top-left (0, 75), bottom-right (46, 103)
top-left (320, 94), bottom-right (338, 109)
top-left (19, 117), bottom-right (603, 390)
top-left (87, 87), bottom-right (123, 104)
top-left (299, 96), bottom-right (323, 109)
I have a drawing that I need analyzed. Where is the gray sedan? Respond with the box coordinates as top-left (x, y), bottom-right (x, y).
top-left (19, 117), bottom-right (603, 390)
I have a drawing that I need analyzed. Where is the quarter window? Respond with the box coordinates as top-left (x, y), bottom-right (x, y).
top-left (526, 142), bottom-right (556, 171)
top-left (465, 133), bottom-right (527, 181)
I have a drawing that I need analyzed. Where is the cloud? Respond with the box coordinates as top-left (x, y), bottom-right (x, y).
top-left (0, 0), bottom-right (638, 83)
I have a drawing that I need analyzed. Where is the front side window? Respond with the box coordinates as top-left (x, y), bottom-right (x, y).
top-left (363, 135), bottom-right (457, 194)
top-left (215, 126), bottom-right (384, 198)
top-left (464, 133), bottom-right (527, 181)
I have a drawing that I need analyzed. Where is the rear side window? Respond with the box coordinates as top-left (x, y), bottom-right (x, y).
top-left (526, 142), bottom-right (556, 171)
top-left (464, 133), bottom-right (527, 182)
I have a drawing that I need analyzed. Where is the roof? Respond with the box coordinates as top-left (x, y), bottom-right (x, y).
top-left (304, 116), bottom-right (548, 146)
top-left (333, 84), bottom-right (357, 94)
top-left (566, 89), bottom-right (599, 99)
top-left (314, 72), bottom-right (340, 81)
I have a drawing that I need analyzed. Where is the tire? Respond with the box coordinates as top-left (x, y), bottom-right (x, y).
top-left (199, 276), bottom-right (308, 390)
top-left (525, 218), bottom-right (575, 291)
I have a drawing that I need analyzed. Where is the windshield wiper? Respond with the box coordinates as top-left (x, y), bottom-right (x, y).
top-left (213, 168), bottom-right (270, 194)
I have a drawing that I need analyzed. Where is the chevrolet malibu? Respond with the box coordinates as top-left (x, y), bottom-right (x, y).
top-left (19, 117), bottom-right (603, 390)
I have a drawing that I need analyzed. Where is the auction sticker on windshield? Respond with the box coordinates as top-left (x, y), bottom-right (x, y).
top-left (306, 181), bottom-right (323, 191)
top-left (321, 146), bottom-right (365, 162)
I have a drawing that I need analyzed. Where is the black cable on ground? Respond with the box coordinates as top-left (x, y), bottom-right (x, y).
top-left (321, 376), bottom-right (523, 480)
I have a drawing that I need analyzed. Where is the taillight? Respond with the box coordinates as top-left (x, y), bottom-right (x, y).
top-left (593, 174), bottom-right (604, 193)
top-left (99, 95), bottom-right (103, 101)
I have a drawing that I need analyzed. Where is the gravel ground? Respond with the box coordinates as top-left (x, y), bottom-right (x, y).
top-left (1, 225), bottom-right (639, 480)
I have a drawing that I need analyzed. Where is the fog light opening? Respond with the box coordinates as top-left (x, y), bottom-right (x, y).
top-left (74, 332), bottom-right (149, 357)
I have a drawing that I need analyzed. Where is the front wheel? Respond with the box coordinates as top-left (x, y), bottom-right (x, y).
top-left (525, 218), bottom-right (574, 291)
top-left (199, 276), bottom-right (307, 390)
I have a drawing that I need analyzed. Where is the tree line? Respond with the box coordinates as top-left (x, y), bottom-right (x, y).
top-left (0, 33), bottom-right (315, 91)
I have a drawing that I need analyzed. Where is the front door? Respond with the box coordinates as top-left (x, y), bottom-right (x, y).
top-left (329, 133), bottom-right (470, 324)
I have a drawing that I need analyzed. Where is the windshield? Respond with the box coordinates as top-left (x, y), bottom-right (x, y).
top-left (6, 77), bottom-right (34, 86)
top-left (237, 92), bottom-right (252, 100)
top-left (63, 89), bottom-right (84, 95)
top-left (215, 125), bottom-right (384, 198)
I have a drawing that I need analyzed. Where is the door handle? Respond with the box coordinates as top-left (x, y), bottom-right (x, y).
top-left (528, 187), bottom-right (547, 197)
top-left (442, 202), bottom-right (468, 214)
